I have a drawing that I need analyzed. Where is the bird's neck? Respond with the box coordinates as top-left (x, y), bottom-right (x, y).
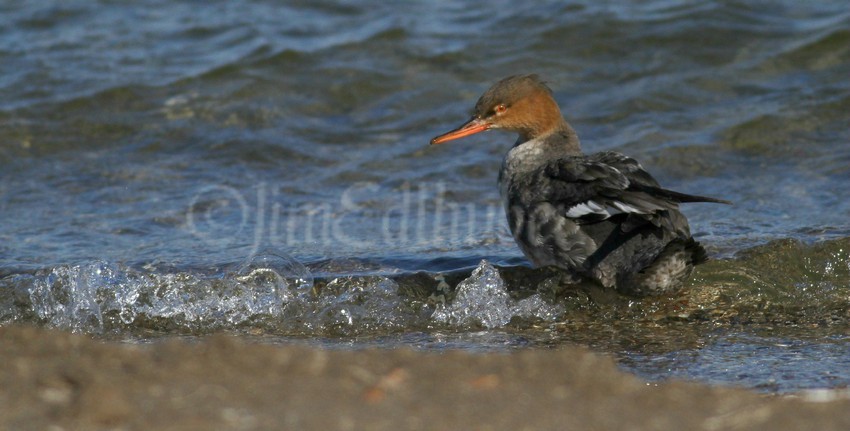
top-left (504, 121), bottom-right (582, 179)
top-left (515, 119), bottom-right (581, 156)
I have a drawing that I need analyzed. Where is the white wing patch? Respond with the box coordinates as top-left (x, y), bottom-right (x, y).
top-left (566, 200), bottom-right (619, 218)
top-left (566, 199), bottom-right (652, 219)
top-left (611, 201), bottom-right (643, 214)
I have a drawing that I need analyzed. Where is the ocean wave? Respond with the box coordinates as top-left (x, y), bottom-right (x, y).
top-left (3, 237), bottom-right (850, 335)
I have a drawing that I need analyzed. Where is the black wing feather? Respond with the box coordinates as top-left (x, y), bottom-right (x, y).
top-left (535, 151), bottom-right (730, 224)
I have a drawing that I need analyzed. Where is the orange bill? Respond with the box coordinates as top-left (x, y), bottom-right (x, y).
top-left (430, 117), bottom-right (490, 145)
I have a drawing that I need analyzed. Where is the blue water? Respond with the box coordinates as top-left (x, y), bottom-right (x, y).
top-left (2, 0), bottom-right (850, 394)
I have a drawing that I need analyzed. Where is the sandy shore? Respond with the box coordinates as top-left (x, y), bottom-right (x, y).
top-left (2, 325), bottom-right (850, 430)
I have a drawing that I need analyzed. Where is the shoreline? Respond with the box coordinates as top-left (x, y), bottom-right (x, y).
top-left (2, 325), bottom-right (850, 430)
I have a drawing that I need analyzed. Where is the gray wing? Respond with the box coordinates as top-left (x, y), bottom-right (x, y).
top-left (532, 151), bottom-right (727, 233)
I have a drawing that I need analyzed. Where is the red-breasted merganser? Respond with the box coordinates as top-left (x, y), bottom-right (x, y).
top-left (430, 74), bottom-right (729, 296)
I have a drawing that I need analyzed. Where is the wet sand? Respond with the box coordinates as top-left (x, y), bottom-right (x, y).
top-left (2, 325), bottom-right (850, 430)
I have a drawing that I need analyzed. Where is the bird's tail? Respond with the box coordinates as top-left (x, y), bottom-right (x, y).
top-left (633, 184), bottom-right (732, 205)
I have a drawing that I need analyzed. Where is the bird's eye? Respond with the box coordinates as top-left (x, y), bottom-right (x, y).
top-left (494, 104), bottom-right (507, 115)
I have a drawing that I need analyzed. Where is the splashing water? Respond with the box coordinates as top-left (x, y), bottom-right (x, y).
top-left (5, 255), bottom-right (567, 335)
top-left (22, 252), bottom-right (314, 334)
top-left (431, 260), bottom-right (565, 329)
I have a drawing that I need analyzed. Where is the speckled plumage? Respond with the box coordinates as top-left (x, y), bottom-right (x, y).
top-left (432, 74), bottom-right (729, 295)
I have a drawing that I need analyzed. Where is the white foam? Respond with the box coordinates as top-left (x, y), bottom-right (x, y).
top-left (431, 260), bottom-right (565, 329)
top-left (25, 252), bottom-right (315, 333)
